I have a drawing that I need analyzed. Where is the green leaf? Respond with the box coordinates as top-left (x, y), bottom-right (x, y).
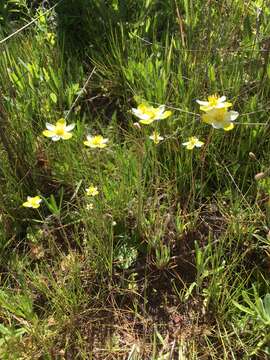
top-left (50, 92), bottom-right (58, 104)
top-left (264, 294), bottom-right (270, 316)
top-left (232, 300), bottom-right (255, 316)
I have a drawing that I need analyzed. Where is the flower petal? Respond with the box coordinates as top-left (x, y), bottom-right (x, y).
top-left (52, 135), bottom-right (60, 141)
top-left (219, 96), bottom-right (226, 102)
top-left (98, 143), bottom-right (107, 148)
top-left (32, 203), bottom-right (41, 209)
top-left (23, 201), bottom-right (31, 207)
top-left (159, 110), bottom-right (172, 119)
top-left (216, 102), bottom-right (232, 109)
top-left (138, 104), bottom-right (149, 111)
top-left (196, 100), bottom-right (209, 106)
top-left (200, 105), bottom-right (214, 112)
top-left (156, 105), bottom-right (165, 117)
top-left (139, 118), bottom-right (155, 125)
top-left (132, 108), bottom-right (147, 119)
top-left (56, 118), bottom-right (66, 126)
top-left (62, 133), bottom-right (73, 140)
top-left (65, 123), bottom-right (75, 132)
top-left (212, 122), bottom-right (223, 129)
top-left (43, 130), bottom-right (55, 138)
top-left (137, 113), bottom-right (152, 120)
top-left (45, 123), bottom-right (55, 131)
top-left (228, 111), bottom-right (239, 121)
top-left (224, 123), bottom-right (234, 131)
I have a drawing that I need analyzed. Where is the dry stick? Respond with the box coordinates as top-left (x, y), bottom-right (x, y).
top-left (132, 32), bottom-right (270, 53)
top-left (175, 0), bottom-right (186, 47)
top-left (64, 67), bottom-right (96, 120)
top-left (0, 1), bottom-right (63, 45)
top-left (222, 162), bottom-right (254, 210)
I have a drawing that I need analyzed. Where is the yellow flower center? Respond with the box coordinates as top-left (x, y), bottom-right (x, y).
top-left (140, 105), bottom-right (157, 119)
top-left (213, 109), bottom-right (226, 122)
top-left (189, 137), bottom-right (197, 145)
top-left (55, 125), bottom-right (65, 136)
top-left (153, 133), bottom-right (159, 142)
top-left (92, 136), bottom-right (103, 145)
top-left (207, 95), bottom-right (219, 106)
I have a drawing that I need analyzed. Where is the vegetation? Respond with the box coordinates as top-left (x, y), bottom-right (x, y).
top-left (0, 0), bottom-right (270, 358)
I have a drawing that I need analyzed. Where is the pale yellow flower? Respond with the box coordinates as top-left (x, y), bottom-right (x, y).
top-left (43, 118), bottom-right (75, 141)
top-left (202, 108), bottom-right (239, 131)
top-left (46, 32), bottom-right (56, 46)
top-left (86, 203), bottom-right (94, 210)
top-left (132, 103), bottom-right (172, 125)
top-left (86, 186), bottom-right (99, 196)
top-left (196, 95), bottom-right (232, 112)
top-left (84, 135), bottom-right (108, 148)
top-left (182, 136), bottom-right (204, 150)
top-left (23, 196), bottom-right (42, 209)
top-left (149, 130), bottom-right (164, 144)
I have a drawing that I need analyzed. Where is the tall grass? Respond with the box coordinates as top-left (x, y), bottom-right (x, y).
top-left (0, 0), bottom-right (269, 358)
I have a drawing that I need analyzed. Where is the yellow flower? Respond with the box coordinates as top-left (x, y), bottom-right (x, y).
top-left (196, 95), bottom-right (232, 112)
top-left (202, 108), bottom-right (239, 131)
top-left (149, 130), bottom-right (164, 144)
top-left (43, 118), bottom-right (75, 141)
top-left (86, 186), bottom-right (99, 196)
top-left (132, 103), bottom-right (172, 125)
top-left (83, 135), bottom-right (108, 148)
top-left (182, 136), bottom-right (204, 150)
top-left (23, 196), bottom-right (42, 209)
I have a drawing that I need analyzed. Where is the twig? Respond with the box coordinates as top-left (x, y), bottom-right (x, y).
top-left (65, 67), bottom-right (96, 120)
top-left (175, 0), bottom-right (186, 47)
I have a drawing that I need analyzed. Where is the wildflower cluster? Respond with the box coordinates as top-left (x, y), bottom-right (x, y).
top-left (23, 119), bottom-right (108, 209)
top-left (197, 95), bottom-right (239, 131)
top-left (132, 103), bottom-right (170, 145)
top-left (23, 93), bottom-right (238, 209)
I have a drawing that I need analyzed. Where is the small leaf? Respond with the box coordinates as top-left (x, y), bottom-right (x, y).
top-left (263, 294), bottom-right (270, 316)
top-left (50, 92), bottom-right (57, 104)
top-left (232, 300), bottom-right (255, 316)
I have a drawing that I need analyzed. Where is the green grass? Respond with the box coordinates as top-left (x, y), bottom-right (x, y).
top-left (0, 0), bottom-right (270, 358)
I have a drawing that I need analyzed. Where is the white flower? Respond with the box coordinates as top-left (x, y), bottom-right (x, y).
top-left (43, 118), bottom-right (75, 141)
top-left (182, 136), bottom-right (204, 150)
top-left (84, 135), bottom-right (108, 148)
top-left (196, 95), bottom-right (232, 112)
top-left (149, 130), bottom-right (164, 144)
top-left (132, 103), bottom-right (172, 125)
top-left (202, 108), bottom-right (239, 131)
